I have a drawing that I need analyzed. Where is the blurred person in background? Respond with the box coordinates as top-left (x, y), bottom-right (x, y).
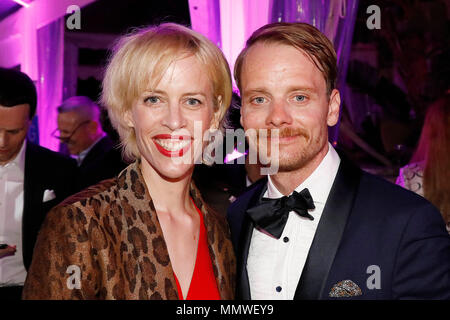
top-left (396, 92), bottom-right (450, 233)
top-left (0, 67), bottom-right (77, 300)
top-left (54, 96), bottom-right (127, 190)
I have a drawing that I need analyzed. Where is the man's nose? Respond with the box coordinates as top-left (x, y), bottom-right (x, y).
top-left (265, 100), bottom-right (293, 127)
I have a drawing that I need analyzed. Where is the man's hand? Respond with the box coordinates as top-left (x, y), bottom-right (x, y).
top-left (0, 245), bottom-right (16, 258)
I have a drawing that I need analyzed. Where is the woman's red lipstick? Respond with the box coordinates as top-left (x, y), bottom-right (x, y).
top-left (152, 134), bottom-right (192, 157)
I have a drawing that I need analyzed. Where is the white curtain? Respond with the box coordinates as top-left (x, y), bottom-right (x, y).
top-left (189, 0), bottom-right (271, 88)
top-left (36, 18), bottom-right (64, 151)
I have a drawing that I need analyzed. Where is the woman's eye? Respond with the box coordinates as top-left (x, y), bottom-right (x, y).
top-left (144, 96), bottom-right (160, 104)
top-left (186, 98), bottom-right (201, 106)
top-left (294, 95), bottom-right (306, 102)
top-left (252, 97), bottom-right (265, 104)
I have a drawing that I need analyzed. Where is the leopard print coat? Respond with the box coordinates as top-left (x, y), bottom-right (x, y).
top-left (22, 161), bottom-right (236, 299)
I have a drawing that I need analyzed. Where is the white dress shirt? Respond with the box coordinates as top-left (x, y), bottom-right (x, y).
top-left (0, 141), bottom-right (27, 286)
top-left (247, 143), bottom-right (341, 299)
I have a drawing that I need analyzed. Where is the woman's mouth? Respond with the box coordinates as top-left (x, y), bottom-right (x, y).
top-left (152, 134), bottom-right (192, 157)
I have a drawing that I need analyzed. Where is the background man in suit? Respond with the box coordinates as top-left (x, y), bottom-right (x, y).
top-left (0, 67), bottom-right (77, 300)
top-left (55, 96), bottom-right (127, 190)
top-left (227, 22), bottom-right (450, 300)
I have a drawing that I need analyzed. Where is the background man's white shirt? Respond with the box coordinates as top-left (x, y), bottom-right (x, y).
top-left (0, 141), bottom-right (27, 286)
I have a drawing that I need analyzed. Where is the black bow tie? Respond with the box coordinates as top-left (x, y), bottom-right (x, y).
top-left (246, 188), bottom-right (315, 239)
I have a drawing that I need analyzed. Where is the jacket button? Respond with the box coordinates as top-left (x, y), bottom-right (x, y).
top-left (283, 236), bottom-right (289, 243)
top-left (276, 286), bottom-right (282, 292)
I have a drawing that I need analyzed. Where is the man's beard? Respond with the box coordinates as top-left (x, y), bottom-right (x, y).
top-left (252, 126), bottom-right (325, 173)
top-left (277, 134), bottom-right (323, 172)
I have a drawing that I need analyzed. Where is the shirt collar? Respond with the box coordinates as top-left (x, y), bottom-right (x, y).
top-left (0, 140), bottom-right (27, 173)
top-left (266, 142), bottom-right (341, 204)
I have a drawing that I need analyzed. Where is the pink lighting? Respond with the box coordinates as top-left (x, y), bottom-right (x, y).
top-left (219, 0), bottom-right (246, 83)
top-left (224, 148), bottom-right (248, 164)
top-left (0, 0), bottom-right (98, 150)
top-left (12, 0), bottom-right (31, 8)
top-left (189, 0), bottom-right (270, 90)
top-left (219, 0), bottom-right (270, 89)
top-left (188, 0), bottom-right (221, 48)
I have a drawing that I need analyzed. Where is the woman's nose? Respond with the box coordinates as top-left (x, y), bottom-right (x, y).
top-left (161, 103), bottom-right (187, 131)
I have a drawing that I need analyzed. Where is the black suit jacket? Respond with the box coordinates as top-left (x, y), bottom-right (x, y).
top-left (22, 142), bottom-right (78, 270)
top-left (227, 159), bottom-right (450, 299)
top-left (194, 162), bottom-right (248, 217)
top-left (77, 136), bottom-right (127, 190)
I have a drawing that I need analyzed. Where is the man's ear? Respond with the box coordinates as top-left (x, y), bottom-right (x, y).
top-left (25, 119), bottom-right (32, 131)
top-left (326, 89), bottom-right (341, 127)
top-left (20, 119), bottom-right (32, 139)
top-left (87, 120), bottom-right (99, 133)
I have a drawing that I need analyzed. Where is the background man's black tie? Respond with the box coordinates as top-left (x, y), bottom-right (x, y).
top-left (246, 188), bottom-right (315, 238)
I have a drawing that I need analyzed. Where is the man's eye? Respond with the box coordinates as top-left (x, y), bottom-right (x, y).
top-left (144, 96), bottom-right (160, 104)
top-left (294, 95), bottom-right (306, 102)
top-left (7, 129), bottom-right (21, 134)
top-left (253, 97), bottom-right (265, 104)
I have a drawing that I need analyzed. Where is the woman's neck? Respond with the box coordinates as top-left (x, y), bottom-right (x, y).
top-left (140, 159), bottom-right (195, 216)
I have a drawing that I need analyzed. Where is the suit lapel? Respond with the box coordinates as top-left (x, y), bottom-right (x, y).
top-left (237, 179), bottom-right (267, 300)
top-left (294, 159), bottom-right (361, 299)
top-left (237, 215), bottom-right (254, 299)
top-left (22, 142), bottom-right (42, 269)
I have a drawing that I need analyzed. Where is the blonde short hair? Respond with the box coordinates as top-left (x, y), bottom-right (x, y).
top-left (101, 23), bottom-right (232, 161)
top-left (235, 22), bottom-right (337, 96)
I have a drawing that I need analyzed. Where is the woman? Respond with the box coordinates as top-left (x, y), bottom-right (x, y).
top-left (22, 23), bottom-right (236, 299)
top-left (396, 92), bottom-right (450, 233)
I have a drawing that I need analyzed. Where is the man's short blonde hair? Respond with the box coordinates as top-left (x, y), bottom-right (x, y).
top-left (234, 22), bottom-right (337, 96)
top-left (102, 23), bottom-right (232, 161)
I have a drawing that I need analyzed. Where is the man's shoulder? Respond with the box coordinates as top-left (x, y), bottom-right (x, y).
top-left (355, 170), bottom-right (445, 231)
top-left (228, 177), bottom-right (267, 216)
top-left (333, 156), bottom-right (433, 212)
top-left (90, 136), bottom-right (116, 155)
top-left (86, 136), bottom-right (124, 165)
top-left (26, 142), bottom-right (76, 168)
top-left (359, 169), bottom-right (431, 208)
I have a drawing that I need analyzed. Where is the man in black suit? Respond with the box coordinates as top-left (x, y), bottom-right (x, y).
top-left (55, 96), bottom-right (127, 190)
top-left (227, 23), bottom-right (450, 300)
top-left (0, 68), bottom-right (77, 299)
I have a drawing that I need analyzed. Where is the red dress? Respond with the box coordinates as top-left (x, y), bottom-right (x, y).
top-left (173, 201), bottom-right (221, 300)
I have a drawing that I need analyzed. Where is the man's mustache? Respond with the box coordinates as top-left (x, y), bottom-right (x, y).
top-left (256, 127), bottom-right (310, 140)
